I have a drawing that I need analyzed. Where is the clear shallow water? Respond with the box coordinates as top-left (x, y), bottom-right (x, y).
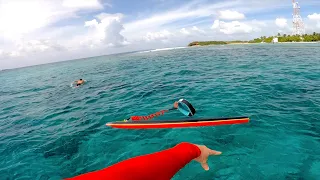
top-left (0, 44), bottom-right (319, 180)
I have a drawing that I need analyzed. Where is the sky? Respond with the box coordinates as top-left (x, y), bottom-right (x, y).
top-left (1, 0), bottom-right (320, 69)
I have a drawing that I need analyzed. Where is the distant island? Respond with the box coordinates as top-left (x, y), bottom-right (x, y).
top-left (188, 41), bottom-right (246, 46)
top-left (188, 32), bottom-right (320, 46)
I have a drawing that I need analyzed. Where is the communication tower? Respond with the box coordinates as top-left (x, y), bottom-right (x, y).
top-left (292, 0), bottom-right (305, 35)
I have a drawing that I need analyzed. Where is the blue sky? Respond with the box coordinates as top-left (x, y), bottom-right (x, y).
top-left (0, 0), bottom-right (320, 69)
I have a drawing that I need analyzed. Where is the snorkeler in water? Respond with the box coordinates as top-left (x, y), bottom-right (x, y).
top-left (74, 79), bottom-right (85, 86)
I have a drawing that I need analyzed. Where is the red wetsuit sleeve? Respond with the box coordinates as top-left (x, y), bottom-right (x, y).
top-left (65, 142), bottom-right (201, 180)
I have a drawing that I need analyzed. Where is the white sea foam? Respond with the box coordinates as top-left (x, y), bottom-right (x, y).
top-left (137, 47), bottom-right (187, 53)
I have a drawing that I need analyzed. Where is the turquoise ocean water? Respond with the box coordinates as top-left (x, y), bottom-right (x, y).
top-left (0, 44), bottom-right (319, 180)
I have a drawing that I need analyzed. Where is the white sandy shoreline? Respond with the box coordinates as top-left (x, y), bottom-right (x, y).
top-left (277, 41), bottom-right (319, 44)
top-left (190, 41), bottom-right (320, 47)
top-left (228, 42), bottom-right (320, 45)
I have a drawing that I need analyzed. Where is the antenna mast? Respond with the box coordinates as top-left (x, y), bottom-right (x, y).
top-left (292, 0), bottom-right (305, 35)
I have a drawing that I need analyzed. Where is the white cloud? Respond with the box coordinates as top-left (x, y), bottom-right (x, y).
top-left (0, 0), bottom-right (109, 59)
top-left (62, 0), bottom-right (103, 9)
top-left (275, 18), bottom-right (288, 28)
top-left (102, 2), bottom-right (113, 8)
top-left (8, 51), bottom-right (21, 57)
top-left (0, 1), bottom-right (59, 37)
top-left (123, 1), bottom-right (240, 36)
top-left (0, 40), bottom-right (65, 60)
top-left (17, 40), bottom-right (65, 53)
top-left (212, 20), bottom-right (220, 29)
top-left (84, 19), bottom-right (99, 27)
top-left (191, 26), bottom-right (199, 31)
top-left (2, 0), bottom-right (320, 69)
top-left (217, 10), bottom-right (245, 20)
top-left (211, 20), bottom-right (253, 34)
top-left (1, 40), bottom-right (66, 58)
top-left (83, 13), bottom-right (128, 47)
top-left (191, 26), bottom-right (205, 34)
top-left (308, 13), bottom-right (320, 21)
top-left (180, 28), bottom-right (190, 35)
top-left (143, 30), bottom-right (173, 42)
top-left (142, 26), bottom-right (207, 43)
top-left (0, 0), bottom-right (104, 39)
top-left (251, 20), bottom-right (267, 27)
top-left (123, 0), bottom-right (320, 39)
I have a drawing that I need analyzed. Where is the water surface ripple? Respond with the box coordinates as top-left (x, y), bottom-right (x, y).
top-left (0, 44), bottom-right (319, 180)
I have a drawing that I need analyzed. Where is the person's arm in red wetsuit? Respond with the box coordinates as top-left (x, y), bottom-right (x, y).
top-left (65, 142), bottom-right (222, 180)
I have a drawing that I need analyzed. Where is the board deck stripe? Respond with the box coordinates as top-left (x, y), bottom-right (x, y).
top-left (106, 117), bottom-right (249, 129)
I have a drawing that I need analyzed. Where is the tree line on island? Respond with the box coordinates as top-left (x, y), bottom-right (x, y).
top-left (188, 32), bottom-right (320, 46)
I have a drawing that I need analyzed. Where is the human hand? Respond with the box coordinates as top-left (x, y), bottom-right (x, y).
top-left (173, 101), bottom-right (178, 109)
top-left (193, 144), bottom-right (222, 171)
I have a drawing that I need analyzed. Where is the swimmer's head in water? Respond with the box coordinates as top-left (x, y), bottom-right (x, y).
top-left (80, 79), bottom-right (83, 81)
